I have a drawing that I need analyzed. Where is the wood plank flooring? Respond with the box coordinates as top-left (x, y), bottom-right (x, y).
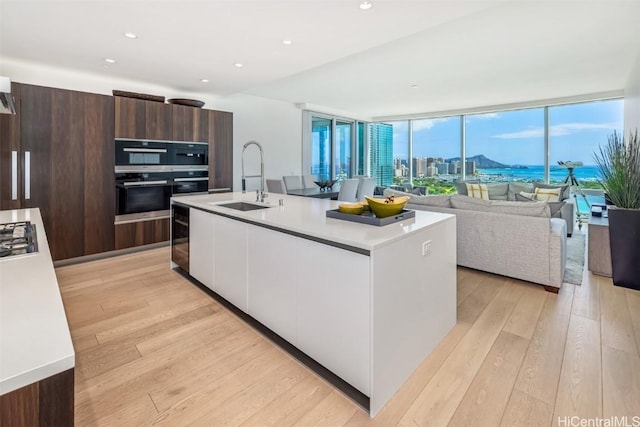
top-left (55, 238), bottom-right (640, 426)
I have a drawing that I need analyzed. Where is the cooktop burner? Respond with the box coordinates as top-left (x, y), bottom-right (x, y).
top-left (0, 221), bottom-right (38, 259)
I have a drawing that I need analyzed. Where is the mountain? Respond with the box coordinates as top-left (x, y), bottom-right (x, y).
top-left (446, 154), bottom-right (509, 169)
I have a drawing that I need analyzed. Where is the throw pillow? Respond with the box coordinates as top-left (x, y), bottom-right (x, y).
top-left (534, 187), bottom-right (561, 202)
top-left (507, 182), bottom-right (534, 201)
top-left (533, 182), bottom-right (570, 200)
top-left (454, 179), bottom-right (480, 195)
top-left (515, 192), bottom-right (534, 201)
top-left (466, 183), bottom-right (489, 200)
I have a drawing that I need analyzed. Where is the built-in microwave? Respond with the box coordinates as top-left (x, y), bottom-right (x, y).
top-left (115, 139), bottom-right (169, 166)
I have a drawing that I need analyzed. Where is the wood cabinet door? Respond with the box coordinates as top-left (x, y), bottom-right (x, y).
top-left (145, 100), bottom-right (172, 140)
top-left (83, 92), bottom-right (115, 255)
top-left (114, 96), bottom-right (146, 139)
top-left (171, 104), bottom-right (209, 142)
top-left (0, 82), bottom-right (22, 210)
top-left (208, 110), bottom-right (233, 191)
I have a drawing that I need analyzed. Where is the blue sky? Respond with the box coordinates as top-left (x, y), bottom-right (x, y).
top-left (390, 99), bottom-right (623, 166)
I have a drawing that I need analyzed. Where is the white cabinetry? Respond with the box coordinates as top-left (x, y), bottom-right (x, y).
top-left (297, 239), bottom-right (370, 395)
top-left (247, 226), bottom-right (298, 344)
top-left (214, 215), bottom-right (248, 312)
top-left (189, 208), bottom-right (215, 290)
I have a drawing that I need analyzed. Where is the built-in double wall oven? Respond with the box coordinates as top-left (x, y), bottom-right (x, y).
top-left (115, 139), bottom-right (208, 224)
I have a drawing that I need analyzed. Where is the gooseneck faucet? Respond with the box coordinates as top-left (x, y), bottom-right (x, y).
top-left (241, 140), bottom-right (266, 202)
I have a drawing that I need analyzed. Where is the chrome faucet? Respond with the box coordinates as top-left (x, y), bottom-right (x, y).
top-left (241, 140), bottom-right (266, 202)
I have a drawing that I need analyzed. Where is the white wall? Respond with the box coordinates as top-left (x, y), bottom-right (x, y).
top-left (625, 52), bottom-right (640, 135)
top-left (1, 58), bottom-right (303, 191)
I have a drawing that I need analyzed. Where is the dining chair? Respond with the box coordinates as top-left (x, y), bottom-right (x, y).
top-left (266, 178), bottom-right (287, 194)
top-left (356, 177), bottom-right (376, 201)
top-left (337, 178), bottom-right (359, 202)
top-left (283, 175), bottom-right (303, 191)
top-left (302, 174), bottom-right (318, 189)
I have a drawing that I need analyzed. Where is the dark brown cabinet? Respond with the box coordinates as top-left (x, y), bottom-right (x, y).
top-left (1, 83), bottom-right (115, 260)
top-left (114, 96), bottom-right (171, 140)
top-left (208, 110), bottom-right (233, 192)
top-left (171, 103), bottom-right (209, 142)
top-left (115, 218), bottom-right (170, 250)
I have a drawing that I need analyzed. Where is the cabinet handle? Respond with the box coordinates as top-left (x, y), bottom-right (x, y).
top-left (24, 151), bottom-right (31, 200)
top-left (11, 151), bottom-right (17, 200)
top-left (123, 148), bottom-right (167, 153)
top-left (123, 180), bottom-right (168, 186)
top-left (174, 177), bottom-right (209, 182)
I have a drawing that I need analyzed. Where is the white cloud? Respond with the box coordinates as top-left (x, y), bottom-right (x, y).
top-left (492, 121), bottom-right (621, 139)
top-left (412, 117), bottom-right (451, 132)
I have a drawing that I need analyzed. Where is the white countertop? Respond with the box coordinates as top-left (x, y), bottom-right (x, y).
top-left (172, 192), bottom-right (454, 252)
top-left (0, 208), bottom-right (75, 395)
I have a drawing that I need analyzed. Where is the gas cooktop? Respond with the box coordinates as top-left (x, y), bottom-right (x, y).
top-left (0, 221), bottom-right (38, 259)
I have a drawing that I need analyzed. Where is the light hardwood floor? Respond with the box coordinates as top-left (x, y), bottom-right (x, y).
top-left (55, 239), bottom-right (640, 426)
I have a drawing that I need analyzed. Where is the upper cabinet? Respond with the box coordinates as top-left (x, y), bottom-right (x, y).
top-left (114, 96), bottom-right (171, 140)
top-left (171, 103), bottom-right (209, 142)
top-left (114, 97), bottom-right (212, 143)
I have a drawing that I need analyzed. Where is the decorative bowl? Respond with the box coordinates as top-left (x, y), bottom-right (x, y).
top-left (338, 203), bottom-right (364, 215)
top-left (314, 180), bottom-right (337, 191)
top-left (365, 195), bottom-right (410, 218)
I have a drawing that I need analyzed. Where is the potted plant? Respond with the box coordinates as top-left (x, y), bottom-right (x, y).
top-left (593, 129), bottom-right (640, 289)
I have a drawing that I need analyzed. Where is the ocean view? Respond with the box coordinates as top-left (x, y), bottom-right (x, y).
top-left (477, 165), bottom-right (601, 184)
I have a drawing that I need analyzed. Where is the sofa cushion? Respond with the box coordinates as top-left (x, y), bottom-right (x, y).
top-left (487, 182), bottom-right (509, 200)
top-left (516, 192), bottom-right (566, 217)
top-left (454, 179), bottom-right (480, 195)
top-left (534, 187), bottom-right (561, 202)
top-left (384, 188), bottom-right (452, 207)
top-left (451, 194), bottom-right (551, 217)
top-left (466, 183), bottom-right (490, 200)
top-left (507, 182), bottom-right (534, 201)
top-left (533, 182), bottom-right (570, 200)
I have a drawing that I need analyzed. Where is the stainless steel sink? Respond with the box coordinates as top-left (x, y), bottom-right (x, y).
top-left (217, 202), bottom-right (272, 211)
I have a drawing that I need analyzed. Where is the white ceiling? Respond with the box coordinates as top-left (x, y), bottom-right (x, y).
top-left (1, 0), bottom-right (639, 119)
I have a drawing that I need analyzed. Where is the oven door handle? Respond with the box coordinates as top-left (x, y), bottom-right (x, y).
top-left (122, 148), bottom-right (167, 153)
top-left (123, 180), bottom-right (168, 186)
top-left (173, 177), bottom-right (209, 182)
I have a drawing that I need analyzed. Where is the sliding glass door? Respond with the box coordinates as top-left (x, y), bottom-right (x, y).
top-left (306, 112), bottom-right (357, 181)
top-left (311, 116), bottom-right (332, 180)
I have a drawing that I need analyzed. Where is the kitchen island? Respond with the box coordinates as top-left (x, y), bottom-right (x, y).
top-left (172, 192), bottom-right (456, 416)
top-left (0, 208), bottom-right (75, 426)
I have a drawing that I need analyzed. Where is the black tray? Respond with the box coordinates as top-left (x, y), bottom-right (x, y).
top-left (326, 209), bottom-right (415, 226)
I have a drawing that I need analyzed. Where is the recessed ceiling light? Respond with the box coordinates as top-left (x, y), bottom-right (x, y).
top-left (282, 39), bottom-right (293, 45)
top-left (410, 84), bottom-right (420, 89)
top-left (233, 63), bottom-right (244, 68)
top-left (359, 1), bottom-right (373, 10)
top-left (104, 58), bottom-right (116, 64)
top-left (123, 32), bottom-right (138, 39)
top-left (201, 79), bottom-right (209, 83)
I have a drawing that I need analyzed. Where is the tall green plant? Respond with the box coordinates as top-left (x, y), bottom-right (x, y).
top-left (593, 130), bottom-right (640, 209)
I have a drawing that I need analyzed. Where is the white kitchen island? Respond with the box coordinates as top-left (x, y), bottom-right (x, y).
top-left (0, 208), bottom-right (75, 425)
top-left (172, 192), bottom-right (457, 416)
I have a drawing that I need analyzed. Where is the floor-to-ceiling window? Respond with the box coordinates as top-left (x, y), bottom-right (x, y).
top-left (307, 113), bottom-right (357, 181)
top-left (465, 108), bottom-right (545, 183)
top-left (311, 116), bottom-right (332, 180)
top-left (335, 121), bottom-right (353, 180)
top-left (411, 117), bottom-right (461, 194)
top-left (370, 121), bottom-right (407, 187)
top-left (548, 99), bottom-right (624, 187)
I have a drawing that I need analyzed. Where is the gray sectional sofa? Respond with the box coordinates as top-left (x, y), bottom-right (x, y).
top-left (384, 190), bottom-right (567, 292)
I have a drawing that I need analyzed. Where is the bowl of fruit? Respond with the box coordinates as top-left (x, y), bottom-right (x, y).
top-left (364, 195), bottom-right (409, 218)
